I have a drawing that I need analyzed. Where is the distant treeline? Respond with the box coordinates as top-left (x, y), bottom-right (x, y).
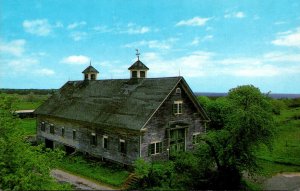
top-left (0, 89), bottom-right (57, 95)
top-left (195, 92), bottom-right (300, 99)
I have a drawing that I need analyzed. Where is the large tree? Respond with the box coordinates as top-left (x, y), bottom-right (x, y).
top-left (200, 85), bottom-right (275, 189)
top-left (0, 94), bottom-right (68, 190)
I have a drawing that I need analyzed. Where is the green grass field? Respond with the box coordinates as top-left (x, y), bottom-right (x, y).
top-left (18, 118), bottom-right (36, 136)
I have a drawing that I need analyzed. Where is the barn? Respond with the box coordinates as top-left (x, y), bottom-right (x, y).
top-left (35, 56), bottom-right (209, 165)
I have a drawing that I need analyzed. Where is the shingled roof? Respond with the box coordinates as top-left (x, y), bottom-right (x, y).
top-left (82, 65), bottom-right (99, 74)
top-left (128, 60), bottom-right (149, 70)
top-left (35, 77), bottom-right (209, 131)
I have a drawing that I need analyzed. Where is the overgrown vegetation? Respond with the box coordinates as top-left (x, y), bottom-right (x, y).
top-left (0, 94), bottom-right (71, 190)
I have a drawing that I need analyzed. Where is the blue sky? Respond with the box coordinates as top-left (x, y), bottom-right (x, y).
top-left (1, 0), bottom-right (300, 93)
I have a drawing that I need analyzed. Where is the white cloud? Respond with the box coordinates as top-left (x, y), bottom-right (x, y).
top-left (61, 55), bottom-right (90, 65)
top-left (190, 35), bottom-right (213, 46)
top-left (70, 31), bottom-right (87, 41)
top-left (0, 39), bottom-right (26, 56)
top-left (23, 19), bottom-right (52, 36)
top-left (124, 38), bottom-right (178, 50)
top-left (37, 68), bottom-right (55, 76)
top-left (224, 11), bottom-right (246, 19)
top-left (272, 27), bottom-right (300, 48)
top-left (122, 23), bottom-right (150, 34)
top-left (176, 17), bottom-right (211, 27)
top-left (67, 21), bottom-right (87, 29)
top-left (8, 58), bottom-right (39, 72)
top-left (93, 25), bottom-right (112, 33)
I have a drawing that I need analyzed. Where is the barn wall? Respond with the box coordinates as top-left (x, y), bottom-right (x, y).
top-left (36, 115), bottom-right (140, 165)
top-left (141, 82), bottom-right (206, 162)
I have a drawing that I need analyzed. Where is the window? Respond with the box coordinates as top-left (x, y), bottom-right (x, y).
top-left (84, 74), bottom-right (88, 80)
top-left (61, 127), bottom-right (65, 137)
top-left (91, 133), bottom-right (97, 146)
top-left (132, 71), bottom-right (137, 78)
top-left (192, 133), bottom-right (202, 144)
top-left (73, 130), bottom-right (76, 140)
top-left (149, 142), bottom-right (162, 155)
top-left (103, 135), bottom-right (108, 149)
top-left (119, 139), bottom-right (126, 154)
top-left (50, 124), bottom-right (55, 134)
top-left (91, 74), bottom-right (96, 80)
top-left (173, 101), bottom-right (183, 114)
top-left (41, 122), bottom-right (45, 132)
top-left (176, 87), bottom-right (181, 94)
top-left (140, 71), bottom-right (145, 78)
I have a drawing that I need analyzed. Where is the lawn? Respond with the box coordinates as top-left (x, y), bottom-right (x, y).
top-left (17, 118), bottom-right (36, 136)
top-left (58, 155), bottom-right (129, 187)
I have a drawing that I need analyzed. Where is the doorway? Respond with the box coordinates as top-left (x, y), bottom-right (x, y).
top-left (169, 128), bottom-right (185, 154)
top-left (45, 139), bottom-right (54, 149)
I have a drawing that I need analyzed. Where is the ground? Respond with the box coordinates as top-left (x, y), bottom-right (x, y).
top-left (263, 172), bottom-right (300, 190)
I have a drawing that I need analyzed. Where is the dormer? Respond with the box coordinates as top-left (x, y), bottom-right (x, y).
top-left (82, 64), bottom-right (99, 80)
top-left (128, 50), bottom-right (149, 79)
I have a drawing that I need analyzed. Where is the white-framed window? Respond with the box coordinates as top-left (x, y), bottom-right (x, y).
top-left (149, 142), bottom-right (162, 155)
top-left (91, 133), bottom-right (97, 146)
top-left (176, 87), bottom-right (181, 94)
top-left (119, 139), bottom-right (126, 154)
top-left (173, 100), bottom-right (183, 114)
top-left (192, 133), bottom-right (201, 144)
top-left (103, 135), bottom-right (108, 149)
top-left (41, 122), bottom-right (45, 132)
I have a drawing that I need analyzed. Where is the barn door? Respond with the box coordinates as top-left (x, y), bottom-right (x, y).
top-left (169, 128), bottom-right (185, 154)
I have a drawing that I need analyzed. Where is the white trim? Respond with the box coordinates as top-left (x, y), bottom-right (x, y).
top-left (119, 139), bottom-right (125, 143)
top-left (91, 132), bottom-right (96, 136)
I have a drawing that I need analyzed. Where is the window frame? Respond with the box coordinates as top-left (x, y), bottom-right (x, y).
top-left (41, 122), bottom-right (45, 132)
top-left (173, 100), bottom-right (183, 115)
top-left (132, 71), bottom-right (138, 78)
top-left (119, 139), bottom-right (126, 154)
top-left (103, 135), bottom-right (108, 149)
top-left (140, 71), bottom-right (146, 78)
top-left (192, 133), bottom-right (201, 144)
top-left (61, 127), bottom-right (65, 137)
top-left (91, 133), bottom-right (97, 146)
top-left (149, 141), bottom-right (163, 155)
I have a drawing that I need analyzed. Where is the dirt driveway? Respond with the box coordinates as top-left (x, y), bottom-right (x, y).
top-left (51, 169), bottom-right (116, 190)
top-left (263, 172), bottom-right (300, 190)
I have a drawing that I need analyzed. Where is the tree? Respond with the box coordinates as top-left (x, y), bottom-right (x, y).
top-left (199, 85), bottom-right (275, 189)
top-left (0, 94), bottom-right (68, 190)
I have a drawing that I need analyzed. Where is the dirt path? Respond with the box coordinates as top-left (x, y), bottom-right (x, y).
top-left (263, 172), bottom-right (300, 190)
top-left (51, 169), bottom-right (117, 190)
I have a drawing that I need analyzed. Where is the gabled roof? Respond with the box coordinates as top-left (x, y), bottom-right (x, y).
top-left (82, 65), bottom-right (99, 74)
top-left (35, 77), bottom-right (209, 131)
top-left (128, 60), bottom-right (149, 70)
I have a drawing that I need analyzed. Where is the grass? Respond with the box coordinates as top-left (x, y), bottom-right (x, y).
top-left (16, 101), bottom-right (44, 110)
top-left (58, 155), bottom-right (129, 187)
top-left (256, 107), bottom-right (300, 167)
top-left (17, 118), bottom-right (36, 136)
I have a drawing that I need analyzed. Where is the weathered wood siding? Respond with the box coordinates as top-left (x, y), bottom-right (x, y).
top-left (36, 115), bottom-right (140, 165)
top-left (141, 82), bottom-right (205, 162)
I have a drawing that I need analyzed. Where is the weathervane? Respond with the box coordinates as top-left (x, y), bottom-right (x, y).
top-left (136, 49), bottom-right (140, 60)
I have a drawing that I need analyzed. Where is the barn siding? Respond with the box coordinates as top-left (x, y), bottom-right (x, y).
top-left (141, 83), bottom-right (205, 162)
top-left (36, 116), bottom-right (140, 165)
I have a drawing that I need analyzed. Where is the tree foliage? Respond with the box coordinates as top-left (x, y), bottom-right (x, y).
top-left (199, 85), bottom-right (275, 189)
top-left (0, 94), bottom-right (68, 190)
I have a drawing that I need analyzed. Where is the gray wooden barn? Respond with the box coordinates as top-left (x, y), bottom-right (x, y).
top-left (35, 56), bottom-right (209, 165)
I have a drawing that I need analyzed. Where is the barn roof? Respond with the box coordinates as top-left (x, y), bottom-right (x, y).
top-left (35, 77), bottom-right (209, 131)
top-left (128, 60), bottom-right (149, 70)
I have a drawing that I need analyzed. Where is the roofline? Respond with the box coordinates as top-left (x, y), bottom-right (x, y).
top-left (140, 77), bottom-right (183, 130)
top-left (140, 77), bottom-right (210, 130)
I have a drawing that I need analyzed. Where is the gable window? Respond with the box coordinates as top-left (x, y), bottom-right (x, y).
top-left (192, 133), bottom-right (201, 144)
top-left (50, 124), bottom-right (55, 134)
top-left (73, 130), bottom-right (76, 140)
top-left (103, 135), bottom-right (108, 149)
top-left (173, 101), bottom-right (183, 115)
top-left (119, 139), bottom-right (126, 154)
top-left (61, 127), bottom-right (65, 137)
top-left (41, 122), bottom-right (45, 132)
top-left (176, 87), bottom-right (181, 94)
top-left (149, 142), bottom-right (162, 155)
top-left (140, 71), bottom-right (145, 78)
top-left (132, 71), bottom-right (137, 78)
top-left (91, 133), bottom-right (97, 146)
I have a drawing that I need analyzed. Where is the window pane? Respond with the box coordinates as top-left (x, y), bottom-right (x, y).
top-left (132, 71), bottom-right (137, 78)
top-left (178, 103), bottom-right (182, 113)
top-left (73, 130), bottom-right (76, 140)
top-left (103, 137), bottom-right (108, 149)
top-left (120, 141), bottom-right (126, 154)
top-left (140, 71), bottom-right (145, 78)
top-left (150, 143), bottom-right (155, 155)
top-left (62, 128), bottom-right (65, 137)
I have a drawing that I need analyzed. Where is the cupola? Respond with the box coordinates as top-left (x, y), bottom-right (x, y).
top-left (82, 62), bottom-right (99, 80)
top-left (128, 49), bottom-right (149, 79)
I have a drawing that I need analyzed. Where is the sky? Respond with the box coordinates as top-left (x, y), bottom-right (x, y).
top-left (1, 0), bottom-right (300, 93)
